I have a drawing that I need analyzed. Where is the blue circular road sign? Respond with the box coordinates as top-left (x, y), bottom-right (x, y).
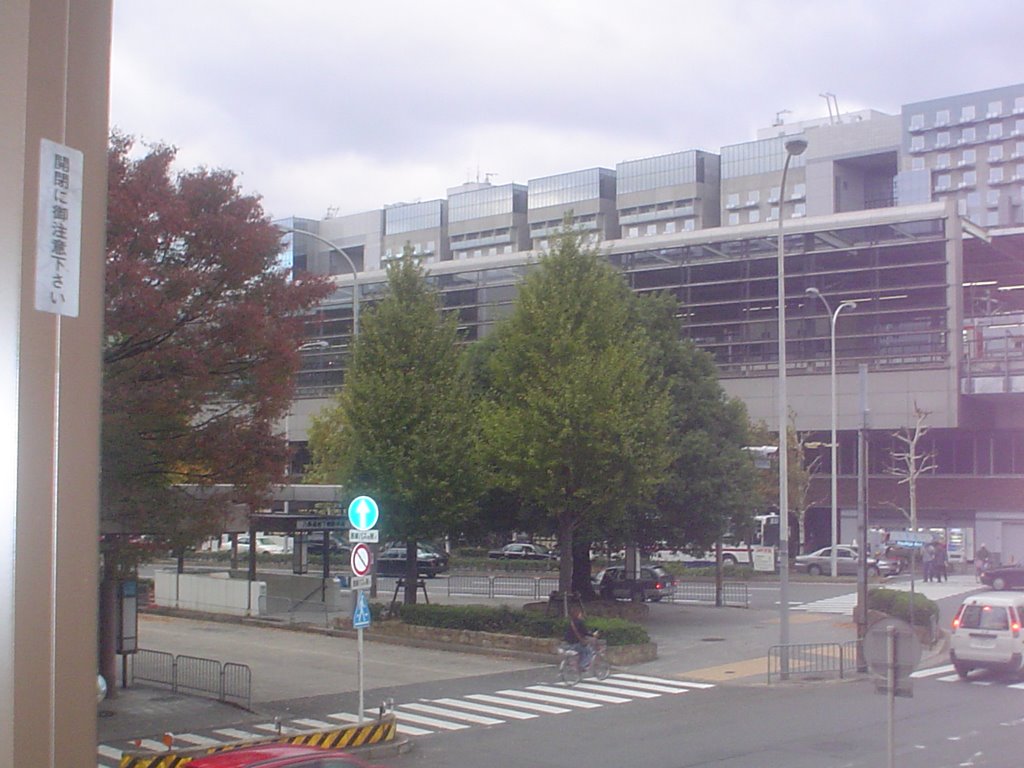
top-left (347, 496), bottom-right (379, 531)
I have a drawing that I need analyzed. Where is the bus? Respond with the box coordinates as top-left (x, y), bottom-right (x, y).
top-left (650, 514), bottom-right (779, 566)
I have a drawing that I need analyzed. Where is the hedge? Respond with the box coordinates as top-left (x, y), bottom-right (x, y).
top-left (383, 603), bottom-right (649, 646)
top-left (867, 587), bottom-right (939, 628)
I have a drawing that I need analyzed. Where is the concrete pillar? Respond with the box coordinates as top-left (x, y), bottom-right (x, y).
top-left (0, 1), bottom-right (111, 765)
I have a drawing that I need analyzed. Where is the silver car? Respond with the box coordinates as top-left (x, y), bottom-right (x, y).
top-left (793, 546), bottom-right (897, 577)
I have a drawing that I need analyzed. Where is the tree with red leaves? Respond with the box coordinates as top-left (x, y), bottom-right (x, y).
top-left (101, 132), bottom-right (332, 552)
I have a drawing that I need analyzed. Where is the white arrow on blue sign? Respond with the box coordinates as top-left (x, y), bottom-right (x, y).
top-left (347, 496), bottom-right (379, 532)
top-left (353, 590), bottom-right (372, 629)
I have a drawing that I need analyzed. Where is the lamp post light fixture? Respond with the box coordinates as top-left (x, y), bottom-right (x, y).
top-left (805, 286), bottom-right (857, 579)
top-left (776, 135), bottom-right (807, 678)
top-left (278, 227), bottom-right (360, 337)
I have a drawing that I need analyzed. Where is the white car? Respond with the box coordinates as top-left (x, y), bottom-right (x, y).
top-left (950, 592), bottom-right (1024, 679)
top-left (236, 534), bottom-right (290, 555)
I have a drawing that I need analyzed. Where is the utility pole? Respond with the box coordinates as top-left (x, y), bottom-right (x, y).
top-left (856, 364), bottom-right (870, 673)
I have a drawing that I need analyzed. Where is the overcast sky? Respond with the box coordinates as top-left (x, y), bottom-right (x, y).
top-left (110, 0), bottom-right (1020, 221)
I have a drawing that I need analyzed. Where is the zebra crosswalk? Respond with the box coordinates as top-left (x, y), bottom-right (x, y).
top-left (910, 663), bottom-right (1024, 690)
top-left (793, 577), bottom-right (981, 615)
top-left (95, 673), bottom-right (712, 767)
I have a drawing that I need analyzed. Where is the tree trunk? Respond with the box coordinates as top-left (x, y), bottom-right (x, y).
top-left (98, 549), bottom-right (118, 700)
top-left (571, 539), bottom-right (595, 599)
top-left (558, 513), bottom-right (574, 613)
top-left (404, 540), bottom-right (418, 604)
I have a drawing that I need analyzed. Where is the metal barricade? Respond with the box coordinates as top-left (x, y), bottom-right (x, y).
top-left (667, 581), bottom-right (750, 608)
top-left (767, 642), bottom-right (855, 684)
top-left (130, 649), bottom-right (252, 709)
top-left (445, 574), bottom-right (558, 599)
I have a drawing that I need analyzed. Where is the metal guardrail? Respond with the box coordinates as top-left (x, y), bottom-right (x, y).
top-left (445, 574), bottom-right (559, 599)
top-left (667, 581), bottom-right (749, 608)
top-left (131, 648), bottom-right (252, 710)
top-left (767, 641), bottom-right (862, 684)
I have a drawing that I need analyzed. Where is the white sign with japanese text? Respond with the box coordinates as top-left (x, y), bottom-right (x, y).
top-left (35, 139), bottom-right (83, 317)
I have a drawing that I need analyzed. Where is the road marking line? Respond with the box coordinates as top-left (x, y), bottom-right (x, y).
top-left (496, 688), bottom-right (601, 708)
top-left (938, 675), bottom-right (962, 682)
top-left (137, 739), bottom-right (167, 752)
top-left (395, 709), bottom-right (471, 730)
top-left (292, 718), bottom-right (335, 729)
top-left (97, 745), bottom-right (122, 760)
top-left (577, 681), bottom-right (660, 698)
top-left (432, 697), bottom-right (537, 720)
top-left (600, 678), bottom-right (691, 694)
top-left (910, 664), bottom-right (955, 678)
top-left (527, 684), bottom-right (630, 703)
top-left (466, 693), bottom-right (569, 714)
top-left (613, 673), bottom-right (715, 690)
top-left (396, 723), bottom-right (435, 736)
top-left (214, 728), bottom-right (264, 740)
top-left (403, 702), bottom-right (504, 725)
top-left (171, 733), bottom-right (223, 746)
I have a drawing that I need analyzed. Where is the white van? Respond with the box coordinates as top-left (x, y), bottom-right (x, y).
top-left (949, 592), bottom-right (1024, 679)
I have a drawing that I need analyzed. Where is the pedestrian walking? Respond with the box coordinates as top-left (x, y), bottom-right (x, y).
top-left (975, 543), bottom-right (991, 582)
top-left (935, 540), bottom-right (948, 582)
top-left (922, 542), bottom-right (936, 582)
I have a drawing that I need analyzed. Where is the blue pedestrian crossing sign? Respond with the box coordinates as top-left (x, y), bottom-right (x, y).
top-left (347, 496), bottom-right (379, 532)
top-left (353, 590), bottom-right (372, 629)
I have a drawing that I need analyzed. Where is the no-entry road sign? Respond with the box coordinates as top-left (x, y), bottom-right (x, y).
top-left (350, 543), bottom-right (372, 577)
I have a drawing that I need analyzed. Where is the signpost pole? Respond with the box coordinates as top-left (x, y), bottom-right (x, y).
top-left (358, 622), bottom-right (364, 723)
top-left (347, 496), bottom-right (379, 724)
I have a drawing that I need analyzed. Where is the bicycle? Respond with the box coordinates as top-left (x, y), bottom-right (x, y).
top-left (558, 637), bottom-right (610, 686)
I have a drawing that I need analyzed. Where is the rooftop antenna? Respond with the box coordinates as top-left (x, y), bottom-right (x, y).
top-left (820, 92), bottom-right (840, 124)
top-left (773, 109), bottom-right (791, 127)
top-left (484, 172), bottom-right (498, 183)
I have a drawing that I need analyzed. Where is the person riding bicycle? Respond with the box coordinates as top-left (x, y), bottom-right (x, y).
top-left (564, 605), bottom-right (596, 670)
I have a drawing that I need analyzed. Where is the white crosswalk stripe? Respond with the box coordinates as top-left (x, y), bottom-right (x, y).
top-left (466, 693), bottom-right (570, 714)
top-left (403, 701), bottom-right (505, 725)
top-left (98, 672), bottom-right (713, 759)
top-left (910, 664), bottom-right (955, 678)
top-left (795, 578), bottom-right (980, 614)
top-left (495, 687), bottom-right (602, 708)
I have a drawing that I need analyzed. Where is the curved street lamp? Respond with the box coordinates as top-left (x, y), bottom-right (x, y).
top-left (776, 135), bottom-right (807, 678)
top-left (277, 227), bottom-right (360, 337)
top-left (805, 286), bottom-right (857, 578)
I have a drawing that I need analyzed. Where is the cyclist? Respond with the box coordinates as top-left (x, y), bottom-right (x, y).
top-left (564, 605), bottom-right (595, 670)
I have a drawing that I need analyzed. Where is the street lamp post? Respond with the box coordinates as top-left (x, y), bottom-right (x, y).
top-left (278, 227), bottom-right (360, 337)
top-left (776, 136), bottom-right (807, 678)
top-left (805, 287), bottom-right (857, 578)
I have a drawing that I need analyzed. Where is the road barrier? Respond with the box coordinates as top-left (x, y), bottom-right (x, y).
top-left (766, 640), bottom-right (861, 684)
top-left (667, 581), bottom-right (750, 608)
top-left (130, 649), bottom-right (252, 710)
top-left (444, 574), bottom-right (559, 599)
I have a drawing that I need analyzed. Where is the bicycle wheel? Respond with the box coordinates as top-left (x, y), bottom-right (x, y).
top-left (591, 654), bottom-right (610, 681)
top-left (559, 657), bottom-right (581, 686)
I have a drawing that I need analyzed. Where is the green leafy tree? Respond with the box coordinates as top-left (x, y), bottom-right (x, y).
top-left (633, 293), bottom-right (757, 556)
top-left (307, 249), bottom-right (481, 603)
top-left (479, 228), bottom-right (671, 602)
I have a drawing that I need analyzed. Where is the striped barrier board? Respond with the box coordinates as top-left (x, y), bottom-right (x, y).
top-left (117, 716), bottom-right (396, 767)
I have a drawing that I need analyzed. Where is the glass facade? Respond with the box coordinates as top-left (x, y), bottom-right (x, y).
top-left (528, 168), bottom-right (615, 209)
top-left (385, 199), bottom-right (444, 235)
top-left (617, 151), bottom-right (700, 194)
top-left (449, 184), bottom-right (526, 223)
top-left (721, 136), bottom-right (806, 179)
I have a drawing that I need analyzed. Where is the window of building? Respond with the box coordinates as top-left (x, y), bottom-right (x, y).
top-left (646, 223), bottom-right (658, 236)
top-left (987, 209), bottom-right (1000, 226)
top-left (958, 198), bottom-right (968, 216)
top-left (961, 104), bottom-right (976, 122)
top-left (768, 205), bottom-right (779, 221)
top-left (961, 126), bottom-right (976, 143)
top-left (726, 192), bottom-right (740, 208)
top-left (935, 109), bottom-right (950, 126)
top-left (961, 148), bottom-right (976, 166)
top-left (909, 113), bottom-right (925, 130)
top-left (988, 100), bottom-right (1003, 118)
top-left (910, 136), bottom-right (925, 151)
top-left (769, 186), bottom-right (781, 202)
top-left (967, 191), bottom-right (981, 207)
top-left (747, 190), bottom-right (760, 205)
top-left (683, 219), bottom-right (695, 231)
top-left (990, 123), bottom-right (1004, 140)
top-left (664, 221), bottom-right (677, 234)
top-left (1016, 96), bottom-right (1024, 113)
top-left (1018, 162), bottom-right (1024, 179)
top-left (935, 173), bottom-right (952, 191)
top-left (791, 182), bottom-right (806, 199)
top-left (728, 212), bottom-right (740, 225)
top-left (989, 145), bottom-right (1005, 162)
top-left (990, 166), bottom-right (1004, 184)
top-left (1017, 141), bottom-right (1024, 158)
top-left (962, 170), bottom-right (977, 187)
top-left (748, 210), bottom-right (760, 224)
top-left (936, 131), bottom-right (951, 147)
top-left (912, 157), bottom-right (926, 171)
top-left (793, 202), bottom-right (806, 217)
top-left (987, 189), bottom-right (1000, 206)
top-left (936, 153), bottom-right (951, 169)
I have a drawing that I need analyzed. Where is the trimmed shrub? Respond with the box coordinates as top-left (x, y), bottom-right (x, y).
top-left (381, 603), bottom-right (648, 645)
top-left (867, 587), bottom-right (939, 628)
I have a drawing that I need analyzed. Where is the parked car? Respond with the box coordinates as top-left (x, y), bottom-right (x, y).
top-left (979, 564), bottom-right (1024, 590)
top-left (304, 533), bottom-right (350, 558)
top-left (376, 546), bottom-right (449, 578)
top-left (487, 542), bottom-right (557, 561)
top-left (792, 545), bottom-right (898, 577)
top-left (592, 564), bottom-right (677, 602)
top-left (236, 535), bottom-right (290, 555)
top-left (187, 742), bottom-right (385, 767)
top-left (950, 591), bottom-right (1024, 679)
